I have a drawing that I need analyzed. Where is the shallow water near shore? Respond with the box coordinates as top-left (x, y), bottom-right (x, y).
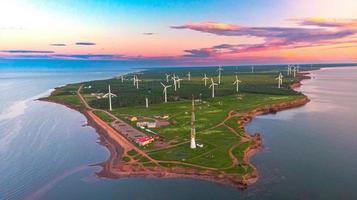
top-left (1, 62), bottom-right (357, 199)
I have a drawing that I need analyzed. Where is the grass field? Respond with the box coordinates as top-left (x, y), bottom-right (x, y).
top-left (48, 66), bottom-right (307, 176)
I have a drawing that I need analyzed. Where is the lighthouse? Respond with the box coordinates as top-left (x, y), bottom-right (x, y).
top-left (190, 95), bottom-right (196, 149)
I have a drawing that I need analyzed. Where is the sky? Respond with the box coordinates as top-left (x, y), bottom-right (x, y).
top-left (0, 0), bottom-right (357, 66)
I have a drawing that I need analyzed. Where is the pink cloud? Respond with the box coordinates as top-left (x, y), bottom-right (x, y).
top-left (172, 19), bottom-right (357, 58)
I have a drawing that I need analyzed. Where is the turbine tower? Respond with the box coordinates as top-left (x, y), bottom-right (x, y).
top-left (217, 66), bottom-right (223, 84)
top-left (233, 75), bottom-right (242, 93)
top-left (190, 95), bottom-right (196, 149)
top-left (145, 97), bottom-right (149, 108)
top-left (287, 65), bottom-right (291, 76)
top-left (293, 66), bottom-right (297, 77)
top-left (251, 66), bottom-right (255, 73)
top-left (165, 73), bottom-right (170, 83)
top-left (120, 75), bottom-right (125, 83)
top-left (161, 82), bottom-right (171, 103)
top-left (209, 78), bottom-right (218, 98)
top-left (176, 76), bottom-right (183, 88)
top-left (131, 75), bottom-right (137, 86)
top-left (187, 72), bottom-right (191, 81)
top-left (103, 85), bottom-right (117, 111)
top-left (135, 77), bottom-right (141, 89)
top-left (202, 73), bottom-right (209, 86)
top-left (172, 76), bottom-right (178, 91)
top-left (276, 72), bottom-right (283, 88)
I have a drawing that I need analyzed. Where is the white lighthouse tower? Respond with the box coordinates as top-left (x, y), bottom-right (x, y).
top-left (190, 95), bottom-right (196, 149)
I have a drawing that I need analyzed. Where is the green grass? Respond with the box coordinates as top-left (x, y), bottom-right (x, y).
top-left (93, 110), bottom-right (114, 123)
top-left (49, 95), bottom-right (81, 107)
top-left (122, 156), bottom-right (131, 162)
top-left (127, 149), bottom-right (138, 156)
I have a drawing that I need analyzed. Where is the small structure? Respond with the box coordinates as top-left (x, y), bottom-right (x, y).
top-left (130, 116), bottom-right (138, 122)
top-left (135, 136), bottom-right (154, 146)
top-left (136, 121), bottom-right (157, 128)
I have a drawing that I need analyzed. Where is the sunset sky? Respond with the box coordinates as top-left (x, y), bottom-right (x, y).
top-left (1, 0), bottom-right (357, 65)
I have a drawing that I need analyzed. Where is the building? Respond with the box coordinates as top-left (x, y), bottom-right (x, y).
top-left (130, 116), bottom-right (138, 122)
top-left (147, 122), bottom-right (156, 128)
top-left (136, 121), bottom-right (157, 128)
top-left (135, 136), bottom-right (154, 146)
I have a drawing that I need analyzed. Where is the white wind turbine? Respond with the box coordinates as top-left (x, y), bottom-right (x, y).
top-left (131, 75), bottom-right (137, 86)
top-left (233, 75), bottom-right (242, 93)
top-left (176, 76), bottom-right (183, 88)
top-left (187, 72), bottom-right (191, 81)
top-left (293, 66), bottom-right (297, 77)
top-left (251, 66), bottom-right (255, 73)
top-left (171, 76), bottom-right (178, 91)
top-left (202, 73), bottom-right (209, 86)
top-left (276, 72), bottom-right (283, 88)
top-left (165, 73), bottom-right (170, 83)
top-left (118, 75), bottom-right (125, 83)
top-left (217, 66), bottom-right (223, 84)
top-left (103, 85), bottom-right (117, 111)
top-left (287, 65), bottom-right (291, 76)
top-left (135, 77), bottom-right (141, 89)
top-left (209, 78), bottom-right (218, 98)
top-left (161, 82), bottom-right (171, 103)
top-left (145, 97), bottom-right (149, 108)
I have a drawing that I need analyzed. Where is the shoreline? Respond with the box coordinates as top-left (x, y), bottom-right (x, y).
top-left (39, 71), bottom-right (312, 189)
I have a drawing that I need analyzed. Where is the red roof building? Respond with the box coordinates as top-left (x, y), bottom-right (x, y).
top-left (135, 136), bottom-right (154, 146)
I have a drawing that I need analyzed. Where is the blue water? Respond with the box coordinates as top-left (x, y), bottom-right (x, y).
top-left (1, 60), bottom-right (357, 200)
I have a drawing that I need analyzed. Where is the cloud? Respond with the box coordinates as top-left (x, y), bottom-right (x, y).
top-left (75, 42), bottom-right (96, 46)
top-left (171, 22), bottom-right (356, 43)
top-left (0, 50), bottom-right (55, 53)
top-left (143, 32), bottom-right (155, 35)
top-left (173, 19), bottom-right (357, 58)
top-left (296, 18), bottom-right (357, 28)
top-left (52, 54), bottom-right (123, 60)
top-left (183, 49), bottom-right (215, 58)
top-left (49, 43), bottom-right (66, 46)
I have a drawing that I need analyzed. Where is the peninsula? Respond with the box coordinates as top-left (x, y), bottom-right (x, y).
top-left (42, 65), bottom-right (311, 189)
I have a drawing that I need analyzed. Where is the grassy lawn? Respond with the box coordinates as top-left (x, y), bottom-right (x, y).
top-left (93, 110), bottom-right (114, 122)
top-left (48, 95), bottom-right (81, 107)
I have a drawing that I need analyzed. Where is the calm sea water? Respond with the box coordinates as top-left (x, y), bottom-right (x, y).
top-left (1, 61), bottom-right (357, 200)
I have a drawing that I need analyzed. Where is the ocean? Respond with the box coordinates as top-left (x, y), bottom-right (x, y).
top-left (1, 60), bottom-right (357, 200)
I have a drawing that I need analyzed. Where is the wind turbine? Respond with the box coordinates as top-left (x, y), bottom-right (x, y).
top-left (276, 72), bottom-right (283, 88)
top-left (161, 82), bottom-right (171, 103)
top-left (131, 75), bottom-right (137, 86)
top-left (217, 66), bottom-right (223, 84)
top-left (233, 75), bottom-right (242, 93)
top-left (293, 66), bottom-right (297, 77)
top-left (209, 78), bottom-right (218, 98)
top-left (103, 85), bottom-right (117, 111)
top-left (176, 76), bottom-right (183, 88)
top-left (165, 73), bottom-right (170, 83)
top-left (190, 95), bottom-right (196, 149)
top-left (118, 75), bottom-right (125, 83)
top-left (135, 77), bottom-right (141, 89)
top-left (287, 65), bottom-right (291, 76)
top-left (251, 66), bottom-right (255, 73)
top-left (202, 73), bottom-right (209, 86)
top-left (187, 72), bottom-right (191, 81)
top-left (171, 76), bottom-right (178, 91)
